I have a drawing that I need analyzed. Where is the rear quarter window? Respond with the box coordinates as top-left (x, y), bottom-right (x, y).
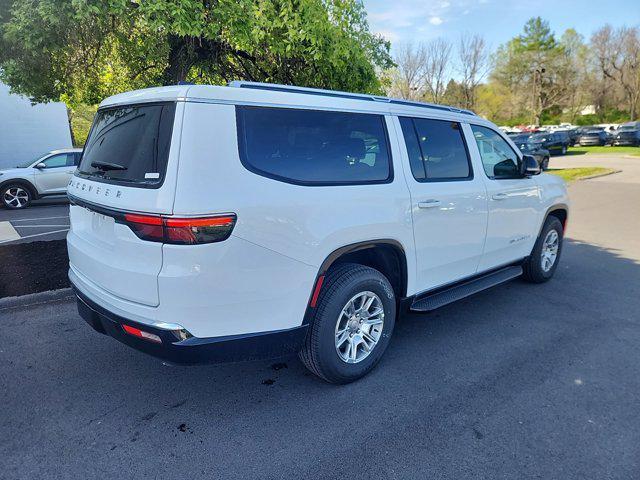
top-left (236, 106), bottom-right (392, 185)
top-left (77, 102), bottom-right (176, 188)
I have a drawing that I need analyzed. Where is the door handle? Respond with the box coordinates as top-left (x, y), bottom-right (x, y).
top-left (492, 193), bottom-right (508, 201)
top-left (418, 199), bottom-right (441, 209)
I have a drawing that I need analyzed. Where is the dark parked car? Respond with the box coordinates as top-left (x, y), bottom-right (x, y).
top-left (510, 134), bottom-right (551, 170)
top-left (613, 123), bottom-right (640, 146)
top-left (578, 130), bottom-right (609, 146)
top-left (528, 132), bottom-right (570, 155)
top-left (557, 128), bottom-right (580, 146)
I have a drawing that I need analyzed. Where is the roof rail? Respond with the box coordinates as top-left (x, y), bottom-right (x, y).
top-left (228, 81), bottom-right (476, 116)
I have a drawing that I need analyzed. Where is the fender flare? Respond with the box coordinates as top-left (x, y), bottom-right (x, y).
top-left (302, 239), bottom-right (408, 326)
top-left (538, 203), bottom-right (569, 237)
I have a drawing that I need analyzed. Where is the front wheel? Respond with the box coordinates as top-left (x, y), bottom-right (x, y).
top-left (299, 263), bottom-right (396, 384)
top-left (522, 216), bottom-right (563, 283)
top-left (542, 157), bottom-right (550, 170)
top-left (2, 184), bottom-right (32, 209)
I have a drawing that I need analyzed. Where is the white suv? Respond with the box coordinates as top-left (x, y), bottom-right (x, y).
top-left (1, 149), bottom-right (82, 209)
top-left (67, 82), bottom-right (569, 384)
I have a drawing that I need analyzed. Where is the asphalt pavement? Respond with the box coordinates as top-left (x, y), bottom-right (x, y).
top-left (0, 197), bottom-right (69, 244)
top-left (1, 154), bottom-right (639, 479)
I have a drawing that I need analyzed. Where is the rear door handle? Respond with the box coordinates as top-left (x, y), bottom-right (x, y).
top-left (418, 199), bottom-right (441, 209)
top-left (492, 193), bottom-right (508, 201)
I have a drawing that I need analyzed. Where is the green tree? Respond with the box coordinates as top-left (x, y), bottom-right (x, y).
top-left (0, 0), bottom-right (392, 106)
top-left (493, 17), bottom-right (574, 125)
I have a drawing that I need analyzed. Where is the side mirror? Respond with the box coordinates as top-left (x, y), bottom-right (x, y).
top-left (35, 162), bottom-right (47, 169)
top-left (521, 155), bottom-right (541, 176)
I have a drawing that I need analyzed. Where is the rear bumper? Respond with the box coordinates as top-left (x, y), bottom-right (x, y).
top-left (73, 285), bottom-right (308, 365)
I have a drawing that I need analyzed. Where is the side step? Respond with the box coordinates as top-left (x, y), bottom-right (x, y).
top-left (410, 265), bottom-right (523, 312)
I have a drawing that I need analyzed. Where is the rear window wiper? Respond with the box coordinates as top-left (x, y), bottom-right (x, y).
top-left (91, 161), bottom-right (128, 171)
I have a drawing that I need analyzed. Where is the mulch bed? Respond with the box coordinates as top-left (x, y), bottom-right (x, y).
top-left (0, 240), bottom-right (70, 298)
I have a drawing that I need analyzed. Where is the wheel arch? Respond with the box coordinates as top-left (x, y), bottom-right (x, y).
top-left (302, 240), bottom-right (409, 326)
top-left (0, 178), bottom-right (39, 201)
top-left (542, 204), bottom-right (568, 234)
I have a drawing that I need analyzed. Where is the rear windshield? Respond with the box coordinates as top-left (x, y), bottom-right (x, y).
top-left (78, 103), bottom-right (176, 188)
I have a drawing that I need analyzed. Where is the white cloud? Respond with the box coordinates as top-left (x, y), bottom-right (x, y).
top-left (429, 16), bottom-right (444, 25)
top-left (375, 29), bottom-right (400, 43)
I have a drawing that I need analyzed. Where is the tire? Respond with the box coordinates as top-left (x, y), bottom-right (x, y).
top-left (1, 183), bottom-right (32, 209)
top-left (522, 216), bottom-right (563, 283)
top-left (299, 263), bottom-right (396, 384)
top-left (542, 157), bottom-right (550, 171)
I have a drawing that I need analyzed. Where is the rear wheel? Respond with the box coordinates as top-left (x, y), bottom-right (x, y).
top-left (299, 263), bottom-right (396, 384)
top-left (1, 184), bottom-right (32, 209)
top-left (522, 216), bottom-right (563, 283)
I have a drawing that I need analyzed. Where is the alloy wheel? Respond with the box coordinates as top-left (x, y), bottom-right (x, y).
top-left (334, 291), bottom-right (384, 364)
top-left (3, 187), bottom-right (29, 208)
top-left (541, 229), bottom-right (559, 272)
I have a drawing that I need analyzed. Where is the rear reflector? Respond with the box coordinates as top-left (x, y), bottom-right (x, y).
top-left (122, 324), bottom-right (162, 343)
top-left (123, 213), bottom-right (236, 245)
top-left (309, 275), bottom-right (325, 308)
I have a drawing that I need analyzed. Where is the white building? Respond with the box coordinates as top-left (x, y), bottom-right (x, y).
top-left (0, 82), bottom-right (72, 169)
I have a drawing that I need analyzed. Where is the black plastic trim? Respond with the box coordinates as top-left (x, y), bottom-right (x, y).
top-left (301, 239), bottom-right (408, 326)
top-left (410, 260), bottom-right (526, 304)
top-left (67, 193), bottom-right (127, 221)
top-left (410, 265), bottom-right (523, 312)
top-left (73, 284), bottom-right (308, 364)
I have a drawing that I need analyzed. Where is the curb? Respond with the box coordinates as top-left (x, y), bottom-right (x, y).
top-left (576, 169), bottom-right (622, 181)
top-left (0, 288), bottom-right (74, 310)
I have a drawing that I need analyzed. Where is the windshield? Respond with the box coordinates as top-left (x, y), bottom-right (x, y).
top-left (529, 134), bottom-right (547, 142)
top-left (77, 102), bottom-right (176, 188)
top-left (17, 153), bottom-right (47, 168)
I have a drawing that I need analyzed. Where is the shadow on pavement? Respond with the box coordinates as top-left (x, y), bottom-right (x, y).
top-left (2, 239), bottom-right (640, 479)
top-left (0, 239), bottom-right (69, 297)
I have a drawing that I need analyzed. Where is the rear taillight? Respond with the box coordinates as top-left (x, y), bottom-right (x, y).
top-left (123, 213), bottom-right (236, 245)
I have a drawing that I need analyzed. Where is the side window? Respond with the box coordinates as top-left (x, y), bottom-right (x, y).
top-left (236, 106), bottom-right (392, 185)
top-left (41, 154), bottom-right (71, 168)
top-left (471, 125), bottom-right (521, 179)
top-left (399, 117), bottom-right (471, 181)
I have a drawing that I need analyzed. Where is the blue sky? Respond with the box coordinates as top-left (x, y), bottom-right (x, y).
top-left (363, 0), bottom-right (640, 50)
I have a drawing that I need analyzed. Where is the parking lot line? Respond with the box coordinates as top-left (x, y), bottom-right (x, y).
top-left (10, 216), bottom-right (70, 222)
top-left (0, 221), bottom-right (20, 243)
top-left (13, 225), bottom-right (70, 228)
top-left (0, 228), bottom-right (68, 244)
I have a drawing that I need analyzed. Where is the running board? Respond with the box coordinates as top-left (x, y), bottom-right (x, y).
top-left (410, 265), bottom-right (523, 312)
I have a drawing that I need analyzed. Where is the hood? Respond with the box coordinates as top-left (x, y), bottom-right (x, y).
top-left (0, 166), bottom-right (32, 176)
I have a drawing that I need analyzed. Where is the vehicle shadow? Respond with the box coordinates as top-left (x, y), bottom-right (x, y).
top-left (4, 239), bottom-right (640, 478)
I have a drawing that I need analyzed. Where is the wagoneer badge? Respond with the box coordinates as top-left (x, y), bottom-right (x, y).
top-left (69, 179), bottom-right (122, 198)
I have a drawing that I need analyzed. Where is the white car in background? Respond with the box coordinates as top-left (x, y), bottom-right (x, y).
top-left (0, 148), bottom-right (82, 209)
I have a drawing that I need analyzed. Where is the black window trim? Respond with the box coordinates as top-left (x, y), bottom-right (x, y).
top-left (74, 101), bottom-right (177, 190)
top-left (470, 123), bottom-right (524, 181)
top-left (400, 116), bottom-right (474, 183)
top-left (235, 105), bottom-right (394, 187)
